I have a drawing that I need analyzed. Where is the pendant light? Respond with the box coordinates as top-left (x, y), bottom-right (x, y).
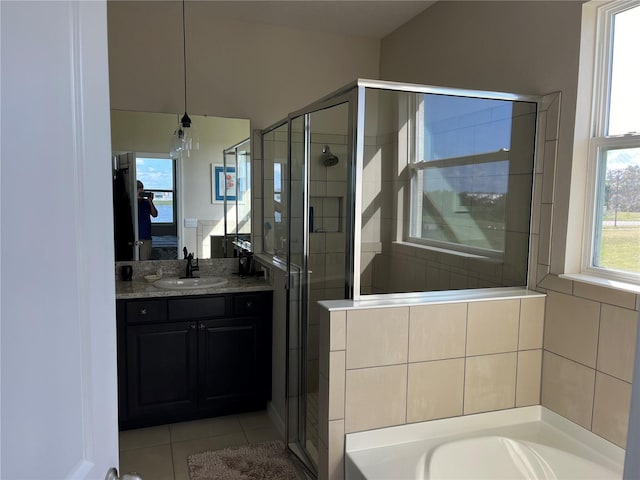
top-left (170, 0), bottom-right (198, 158)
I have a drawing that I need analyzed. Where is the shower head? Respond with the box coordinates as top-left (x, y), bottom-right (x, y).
top-left (321, 145), bottom-right (339, 167)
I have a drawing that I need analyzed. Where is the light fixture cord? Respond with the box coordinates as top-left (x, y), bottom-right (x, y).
top-left (182, 0), bottom-right (188, 115)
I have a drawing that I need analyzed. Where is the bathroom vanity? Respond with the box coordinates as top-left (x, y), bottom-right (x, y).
top-left (115, 277), bottom-right (272, 430)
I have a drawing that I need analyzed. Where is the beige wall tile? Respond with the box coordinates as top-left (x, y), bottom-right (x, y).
top-left (330, 310), bottom-right (347, 351)
top-left (345, 365), bottom-right (407, 433)
top-left (325, 252), bottom-right (346, 289)
top-left (519, 297), bottom-right (545, 350)
top-left (319, 307), bottom-right (330, 378)
top-left (408, 303), bottom-right (467, 362)
top-left (467, 300), bottom-right (519, 356)
top-left (318, 374), bottom-right (329, 446)
top-left (516, 349), bottom-right (542, 407)
top-left (543, 291), bottom-right (600, 367)
top-left (592, 372), bottom-right (632, 448)
top-left (531, 173), bottom-right (543, 234)
top-left (328, 419), bottom-right (345, 480)
top-left (464, 352), bottom-right (517, 415)
top-left (407, 359), bottom-right (464, 422)
top-left (505, 174), bottom-right (534, 232)
top-left (537, 204), bottom-right (552, 267)
top-left (346, 308), bottom-right (409, 369)
top-left (528, 234), bottom-right (540, 288)
top-left (538, 274), bottom-right (573, 295)
top-left (541, 140), bottom-right (557, 203)
top-left (325, 232), bottom-right (346, 253)
top-left (502, 231), bottom-right (530, 283)
top-left (536, 265), bottom-right (550, 288)
top-left (597, 304), bottom-right (638, 382)
top-left (329, 351), bottom-right (345, 421)
top-left (541, 351), bottom-right (595, 429)
top-left (310, 232), bottom-right (325, 254)
top-left (573, 281), bottom-right (637, 310)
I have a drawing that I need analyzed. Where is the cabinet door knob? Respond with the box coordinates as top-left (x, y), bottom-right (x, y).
top-left (190, 324), bottom-right (196, 329)
top-left (199, 324), bottom-right (206, 330)
top-left (246, 301), bottom-right (253, 308)
top-left (139, 308), bottom-right (147, 315)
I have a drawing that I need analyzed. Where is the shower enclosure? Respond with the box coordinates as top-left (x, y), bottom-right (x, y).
top-left (219, 138), bottom-right (251, 257)
top-left (260, 79), bottom-right (539, 476)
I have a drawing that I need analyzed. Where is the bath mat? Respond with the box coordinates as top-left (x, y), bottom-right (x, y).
top-left (188, 440), bottom-right (307, 480)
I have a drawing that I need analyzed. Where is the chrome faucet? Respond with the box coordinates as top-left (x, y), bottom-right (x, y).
top-left (183, 248), bottom-right (199, 278)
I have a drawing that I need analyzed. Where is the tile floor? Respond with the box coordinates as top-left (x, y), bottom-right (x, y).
top-left (119, 410), bottom-right (283, 480)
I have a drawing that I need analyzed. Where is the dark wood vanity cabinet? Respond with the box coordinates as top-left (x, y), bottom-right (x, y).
top-left (116, 291), bottom-right (272, 429)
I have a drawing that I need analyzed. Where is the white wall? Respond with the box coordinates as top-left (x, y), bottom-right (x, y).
top-left (107, 1), bottom-right (381, 130)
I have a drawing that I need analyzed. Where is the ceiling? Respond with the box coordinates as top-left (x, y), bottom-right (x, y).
top-left (206, 1), bottom-right (437, 39)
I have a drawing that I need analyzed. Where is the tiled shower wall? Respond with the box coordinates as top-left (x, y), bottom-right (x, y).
top-left (309, 132), bottom-right (350, 394)
top-left (256, 90), bottom-right (639, 479)
top-left (317, 293), bottom-right (546, 480)
top-left (315, 90), bottom-right (639, 480)
top-left (539, 281), bottom-right (638, 448)
top-left (531, 94), bottom-right (640, 450)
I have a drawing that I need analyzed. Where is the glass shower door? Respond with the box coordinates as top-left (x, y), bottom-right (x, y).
top-left (286, 113), bottom-right (311, 468)
top-left (286, 99), bottom-right (353, 476)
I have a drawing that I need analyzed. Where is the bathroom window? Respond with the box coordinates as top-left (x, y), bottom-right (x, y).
top-left (582, 1), bottom-right (640, 283)
top-left (274, 163), bottom-right (282, 223)
top-left (136, 156), bottom-right (176, 224)
top-left (408, 94), bottom-right (535, 258)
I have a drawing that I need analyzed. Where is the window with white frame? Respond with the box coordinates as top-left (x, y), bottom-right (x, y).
top-left (583, 0), bottom-right (640, 283)
top-left (408, 93), bottom-right (537, 258)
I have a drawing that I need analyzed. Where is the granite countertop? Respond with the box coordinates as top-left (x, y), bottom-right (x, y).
top-left (116, 274), bottom-right (273, 299)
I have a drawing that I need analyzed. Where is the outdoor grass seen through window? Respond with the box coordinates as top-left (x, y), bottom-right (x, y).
top-left (595, 148), bottom-right (640, 275)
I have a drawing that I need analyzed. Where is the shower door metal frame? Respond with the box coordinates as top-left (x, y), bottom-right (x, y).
top-left (266, 88), bottom-right (359, 478)
top-left (348, 78), bottom-right (541, 301)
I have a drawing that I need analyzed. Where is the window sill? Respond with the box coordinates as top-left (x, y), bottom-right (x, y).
top-left (559, 273), bottom-right (640, 295)
top-left (393, 241), bottom-right (502, 263)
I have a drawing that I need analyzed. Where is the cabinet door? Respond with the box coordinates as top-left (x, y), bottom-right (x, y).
top-left (127, 322), bottom-right (197, 421)
top-left (198, 318), bottom-right (267, 411)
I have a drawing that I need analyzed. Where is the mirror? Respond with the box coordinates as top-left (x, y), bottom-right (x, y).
top-left (111, 110), bottom-right (250, 261)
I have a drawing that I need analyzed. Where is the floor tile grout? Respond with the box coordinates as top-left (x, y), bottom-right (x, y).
top-left (119, 411), bottom-right (280, 480)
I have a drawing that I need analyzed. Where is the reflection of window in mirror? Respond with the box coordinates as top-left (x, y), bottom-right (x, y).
top-left (136, 156), bottom-right (178, 260)
top-left (274, 163), bottom-right (282, 223)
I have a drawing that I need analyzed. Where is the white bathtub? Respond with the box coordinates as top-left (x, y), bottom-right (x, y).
top-left (345, 406), bottom-right (624, 480)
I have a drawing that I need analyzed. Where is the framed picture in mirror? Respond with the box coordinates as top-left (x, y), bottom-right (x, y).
top-left (212, 165), bottom-right (237, 202)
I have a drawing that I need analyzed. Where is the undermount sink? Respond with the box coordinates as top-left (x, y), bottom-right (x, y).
top-left (153, 276), bottom-right (228, 290)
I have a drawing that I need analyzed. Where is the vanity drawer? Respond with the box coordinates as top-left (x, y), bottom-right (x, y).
top-left (168, 295), bottom-right (228, 320)
top-left (125, 299), bottom-right (167, 324)
top-left (234, 293), bottom-right (269, 316)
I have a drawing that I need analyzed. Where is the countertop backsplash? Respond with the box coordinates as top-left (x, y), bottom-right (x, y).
top-left (115, 258), bottom-right (239, 281)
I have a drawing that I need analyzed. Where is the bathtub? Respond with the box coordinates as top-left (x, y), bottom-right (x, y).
top-left (345, 406), bottom-right (624, 479)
